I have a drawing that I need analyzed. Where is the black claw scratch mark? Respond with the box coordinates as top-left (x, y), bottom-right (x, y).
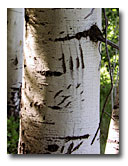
top-left (79, 43), bottom-right (85, 69)
top-left (67, 84), bottom-right (72, 89)
top-left (60, 31), bottom-right (65, 34)
top-left (71, 141), bottom-right (83, 153)
top-left (76, 83), bottom-right (81, 89)
top-left (62, 53), bottom-right (66, 73)
top-left (58, 96), bottom-right (70, 105)
top-left (61, 44), bottom-right (66, 74)
top-left (38, 121), bottom-right (55, 125)
top-left (60, 146), bottom-right (65, 153)
top-left (64, 101), bottom-right (72, 108)
top-left (61, 141), bottom-right (83, 154)
top-left (76, 56), bottom-right (80, 68)
top-left (54, 90), bottom-right (63, 99)
top-left (66, 142), bottom-right (74, 154)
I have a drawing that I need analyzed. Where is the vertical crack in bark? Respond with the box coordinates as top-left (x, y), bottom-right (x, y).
top-left (76, 56), bottom-right (80, 68)
top-left (61, 44), bottom-right (66, 74)
top-left (60, 146), bottom-right (65, 153)
top-left (69, 56), bottom-right (73, 71)
top-left (79, 43), bottom-right (85, 69)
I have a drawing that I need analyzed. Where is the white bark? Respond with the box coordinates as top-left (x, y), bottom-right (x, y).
top-left (105, 109), bottom-right (119, 154)
top-left (105, 87), bottom-right (119, 154)
top-left (7, 8), bottom-right (24, 116)
top-left (18, 8), bottom-right (101, 154)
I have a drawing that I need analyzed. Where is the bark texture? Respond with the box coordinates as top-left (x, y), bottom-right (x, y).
top-left (18, 8), bottom-right (101, 154)
top-left (7, 8), bottom-right (24, 116)
top-left (105, 87), bottom-right (119, 154)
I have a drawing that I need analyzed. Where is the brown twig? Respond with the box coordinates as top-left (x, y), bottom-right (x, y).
top-left (104, 111), bottom-right (116, 121)
top-left (91, 8), bottom-right (114, 145)
top-left (100, 38), bottom-right (119, 50)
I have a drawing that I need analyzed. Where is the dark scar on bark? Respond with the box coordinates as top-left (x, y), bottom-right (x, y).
top-left (41, 122), bottom-right (55, 125)
top-left (30, 102), bottom-right (33, 107)
top-left (37, 70), bottom-right (63, 77)
top-left (55, 134), bottom-right (90, 142)
top-left (22, 130), bottom-right (25, 135)
top-left (54, 24), bottom-right (102, 43)
top-left (13, 56), bottom-right (18, 65)
top-left (48, 106), bottom-right (62, 110)
top-left (46, 144), bottom-right (59, 152)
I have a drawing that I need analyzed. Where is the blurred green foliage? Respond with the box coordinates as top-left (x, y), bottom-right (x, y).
top-left (7, 116), bottom-right (19, 154)
top-left (100, 8), bottom-right (119, 154)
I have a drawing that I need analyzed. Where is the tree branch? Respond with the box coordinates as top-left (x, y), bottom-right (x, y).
top-left (100, 38), bottom-right (119, 50)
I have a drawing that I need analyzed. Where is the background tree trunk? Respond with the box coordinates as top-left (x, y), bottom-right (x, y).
top-left (18, 8), bottom-right (101, 154)
top-left (7, 8), bottom-right (24, 117)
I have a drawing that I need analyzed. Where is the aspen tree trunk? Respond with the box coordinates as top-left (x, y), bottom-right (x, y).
top-left (18, 8), bottom-right (101, 154)
top-left (7, 8), bottom-right (24, 116)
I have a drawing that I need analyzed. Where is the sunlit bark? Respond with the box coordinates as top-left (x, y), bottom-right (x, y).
top-left (18, 8), bottom-right (101, 154)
